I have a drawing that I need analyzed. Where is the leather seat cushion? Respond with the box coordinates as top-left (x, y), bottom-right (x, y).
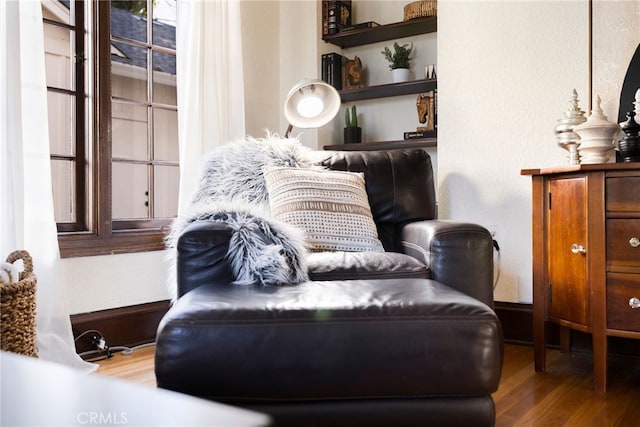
top-left (306, 251), bottom-right (429, 281)
top-left (155, 278), bottom-right (503, 401)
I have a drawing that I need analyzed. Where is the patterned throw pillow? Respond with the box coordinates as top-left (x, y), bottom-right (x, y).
top-left (263, 166), bottom-right (384, 252)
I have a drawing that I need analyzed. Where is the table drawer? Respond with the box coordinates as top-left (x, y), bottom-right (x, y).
top-left (607, 177), bottom-right (640, 212)
top-left (607, 273), bottom-right (640, 332)
top-left (607, 219), bottom-right (640, 266)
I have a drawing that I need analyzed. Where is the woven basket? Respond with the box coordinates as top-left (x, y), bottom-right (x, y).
top-left (404, 0), bottom-right (437, 20)
top-left (1, 250), bottom-right (38, 357)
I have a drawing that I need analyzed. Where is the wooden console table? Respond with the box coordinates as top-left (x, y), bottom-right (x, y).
top-left (522, 163), bottom-right (640, 392)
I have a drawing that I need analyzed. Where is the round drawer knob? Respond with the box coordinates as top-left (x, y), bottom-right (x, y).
top-left (571, 243), bottom-right (586, 254)
top-left (630, 237), bottom-right (640, 248)
top-left (630, 297), bottom-right (640, 309)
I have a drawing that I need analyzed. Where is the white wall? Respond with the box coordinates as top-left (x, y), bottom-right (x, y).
top-left (241, 0), bottom-right (322, 149)
top-left (241, 0), bottom-right (281, 139)
top-left (439, 0), bottom-right (589, 303)
top-left (592, 0), bottom-right (640, 121)
top-left (439, 0), bottom-right (638, 303)
top-left (63, 0), bottom-right (639, 314)
top-left (278, 0), bottom-right (322, 148)
top-left (61, 251), bottom-right (171, 314)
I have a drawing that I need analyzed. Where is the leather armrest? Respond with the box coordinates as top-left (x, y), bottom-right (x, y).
top-left (176, 221), bottom-right (235, 297)
top-left (399, 220), bottom-right (494, 308)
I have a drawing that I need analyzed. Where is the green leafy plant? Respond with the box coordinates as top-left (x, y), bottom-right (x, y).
top-left (345, 105), bottom-right (358, 128)
top-left (381, 42), bottom-right (414, 70)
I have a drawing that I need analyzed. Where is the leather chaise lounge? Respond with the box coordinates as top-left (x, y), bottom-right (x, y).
top-left (155, 148), bottom-right (504, 426)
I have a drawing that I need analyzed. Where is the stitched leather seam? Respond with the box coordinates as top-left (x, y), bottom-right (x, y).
top-left (166, 317), bottom-right (499, 327)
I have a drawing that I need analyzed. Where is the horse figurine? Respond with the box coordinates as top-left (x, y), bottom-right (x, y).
top-left (417, 93), bottom-right (429, 124)
top-left (416, 92), bottom-right (435, 131)
top-left (344, 56), bottom-right (362, 90)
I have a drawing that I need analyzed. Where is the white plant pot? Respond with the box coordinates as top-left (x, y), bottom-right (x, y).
top-left (391, 68), bottom-right (410, 83)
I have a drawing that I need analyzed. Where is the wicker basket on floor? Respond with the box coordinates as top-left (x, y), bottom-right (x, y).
top-left (1, 250), bottom-right (38, 357)
top-left (404, 0), bottom-right (437, 20)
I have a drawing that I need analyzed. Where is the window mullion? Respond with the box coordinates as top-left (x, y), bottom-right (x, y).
top-left (97, 0), bottom-right (112, 239)
top-left (147, 2), bottom-right (154, 221)
top-left (74, 0), bottom-right (87, 231)
top-left (148, 113), bottom-right (155, 220)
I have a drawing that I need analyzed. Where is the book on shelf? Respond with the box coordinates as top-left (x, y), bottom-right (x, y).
top-left (325, 0), bottom-right (352, 35)
top-left (321, 52), bottom-right (345, 90)
top-left (339, 21), bottom-right (380, 32)
top-left (404, 130), bottom-right (437, 140)
top-left (322, 1), bottom-right (329, 36)
top-left (431, 89), bottom-right (438, 129)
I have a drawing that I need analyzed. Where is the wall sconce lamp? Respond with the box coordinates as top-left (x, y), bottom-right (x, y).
top-left (283, 79), bottom-right (341, 138)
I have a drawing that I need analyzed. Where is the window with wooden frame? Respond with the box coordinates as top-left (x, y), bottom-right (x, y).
top-left (43, 0), bottom-right (178, 258)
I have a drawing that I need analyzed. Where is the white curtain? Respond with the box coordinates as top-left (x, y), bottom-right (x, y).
top-left (176, 0), bottom-right (246, 215)
top-left (0, 0), bottom-right (94, 371)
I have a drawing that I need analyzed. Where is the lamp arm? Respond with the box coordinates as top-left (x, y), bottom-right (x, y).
top-left (284, 123), bottom-right (294, 138)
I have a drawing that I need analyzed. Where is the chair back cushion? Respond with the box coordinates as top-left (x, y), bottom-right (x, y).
top-left (321, 149), bottom-right (436, 250)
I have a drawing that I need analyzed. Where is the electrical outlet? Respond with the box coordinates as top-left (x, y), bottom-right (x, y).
top-left (91, 335), bottom-right (108, 351)
top-left (96, 338), bottom-right (107, 351)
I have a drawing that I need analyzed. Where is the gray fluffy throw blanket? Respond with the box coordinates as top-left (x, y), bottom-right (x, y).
top-left (166, 134), bottom-right (313, 298)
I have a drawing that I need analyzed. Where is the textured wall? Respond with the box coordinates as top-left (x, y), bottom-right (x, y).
top-left (242, 1), bottom-right (281, 140)
top-left (439, 1), bottom-right (638, 302)
top-left (592, 1), bottom-right (640, 122)
top-left (439, 1), bottom-right (590, 302)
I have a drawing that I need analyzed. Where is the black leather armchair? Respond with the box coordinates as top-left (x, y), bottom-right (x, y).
top-left (155, 149), bottom-right (503, 426)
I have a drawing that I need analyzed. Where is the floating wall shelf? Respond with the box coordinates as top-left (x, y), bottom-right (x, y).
top-left (324, 138), bottom-right (437, 151)
top-left (340, 78), bottom-right (437, 103)
top-left (322, 16), bottom-right (437, 48)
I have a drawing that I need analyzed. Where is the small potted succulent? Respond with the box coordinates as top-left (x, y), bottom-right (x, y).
top-left (344, 105), bottom-right (361, 144)
top-left (381, 42), bottom-right (414, 83)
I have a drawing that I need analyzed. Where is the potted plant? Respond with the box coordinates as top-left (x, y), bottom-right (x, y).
top-left (381, 42), bottom-right (414, 83)
top-left (344, 105), bottom-right (361, 144)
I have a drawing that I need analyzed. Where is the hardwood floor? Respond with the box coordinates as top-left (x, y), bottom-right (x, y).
top-left (96, 344), bottom-right (157, 387)
top-left (494, 345), bottom-right (640, 426)
top-left (96, 344), bottom-right (640, 426)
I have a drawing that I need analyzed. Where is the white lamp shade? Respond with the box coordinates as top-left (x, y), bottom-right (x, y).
top-left (284, 79), bottom-right (341, 129)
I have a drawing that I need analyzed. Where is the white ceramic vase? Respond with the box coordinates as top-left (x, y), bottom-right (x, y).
top-left (575, 95), bottom-right (621, 164)
top-left (391, 68), bottom-right (410, 83)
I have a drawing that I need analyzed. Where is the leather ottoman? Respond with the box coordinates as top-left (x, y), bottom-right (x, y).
top-left (155, 278), bottom-right (503, 426)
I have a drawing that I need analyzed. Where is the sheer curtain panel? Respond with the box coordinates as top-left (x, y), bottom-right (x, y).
top-left (0, 0), bottom-right (94, 371)
top-left (176, 0), bottom-right (246, 214)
